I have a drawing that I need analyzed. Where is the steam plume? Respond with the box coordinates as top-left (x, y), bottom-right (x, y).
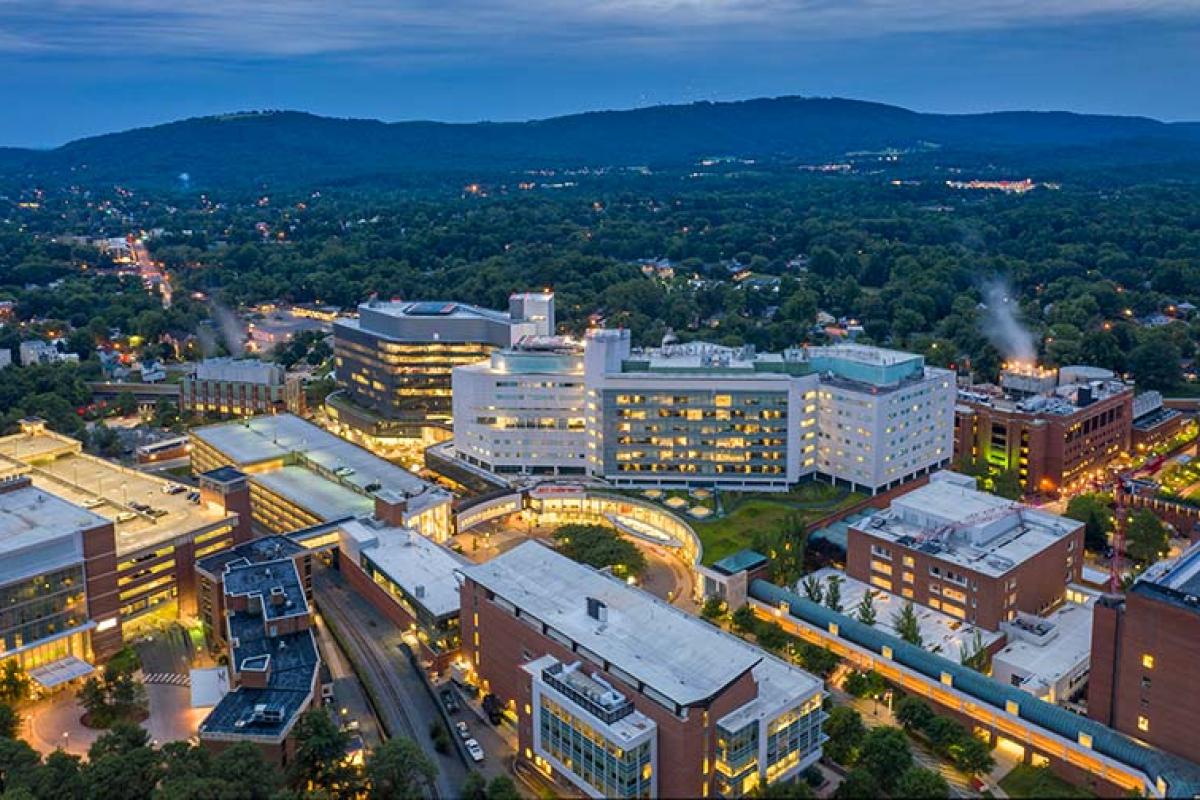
top-left (980, 280), bottom-right (1035, 364)
top-left (210, 301), bottom-right (247, 355)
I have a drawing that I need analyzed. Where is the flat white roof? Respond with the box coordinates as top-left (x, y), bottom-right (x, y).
top-left (339, 519), bottom-right (466, 618)
top-left (857, 475), bottom-right (1080, 578)
top-left (465, 541), bottom-right (822, 708)
top-left (807, 568), bottom-right (1002, 659)
top-left (191, 414), bottom-right (450, 515)
top-left (0, 432), bottom-right (234, 554)
top-left (253, 467), bottom-right (373, 522)
top-left (0, 482), bottom-right (105, 553)
top-left (993, 602), bottom-right (1094, 697)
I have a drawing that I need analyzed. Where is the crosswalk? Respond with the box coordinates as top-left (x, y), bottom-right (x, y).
top-left (143, 672), bottom-right (190, 686)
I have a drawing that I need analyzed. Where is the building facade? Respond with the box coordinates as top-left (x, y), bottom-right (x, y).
top-left (452, 337), bottom-right (588, 478)
top-left (845, 472), bottom-right (1084, 631)
top-left (460, 542), bottom-right (826, 798)
top-left (197, 539), bottom-right (320, 766)
top-left (585, 332), bottom-right (954, 493)
top-left (0, 420), bottom-right (251, 629)
top-left (331, 293), bottom-right (554, 433)
top-left (189, 414), bottom-right (453, 541)
top-left (1089, 541), bottom-right (1200, 765)
top-left (181, 358), bottom-right (305, 418)
top-left (955, 366), bottom-right (1133, 496)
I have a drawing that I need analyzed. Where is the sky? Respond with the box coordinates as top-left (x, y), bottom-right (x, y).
top-left (0, 0), bottom-right (1198, 148)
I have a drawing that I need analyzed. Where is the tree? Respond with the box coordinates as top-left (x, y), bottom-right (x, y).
top-left (0, 738), bottom-right (39, 793)
top-left (0, 663), bottom-right (29, 705)
top-left (894, 766), bottom-right (950, 799)
top-left (85, 724), bottom-right (160, 800)
top-left (756, 621), bottom-right (790, 653)
top-left (822, 706), bottom-right (865, 766)
top-left (755, 778), bottom-right (815, 798)
top-left (485, 774), bottom-right (521, 800)
top-left (949, 735), bottom-right (996, 777)
top-left (0, 703), bottom-right (18, 740)
top-left (989, 468), bottom-right (1024, 500)
top-left (796, 643), bottom-right (838, 678)
top-left (365, 736), bottom-right (437, 800)
top-left (1129, 337), bottom-right (1182, 390)
top-left (27, 749), bottom-right (87, 800)
top-left (1065, 493), bottom-right (1112, 552)
top-left (959, 628), bottom-right (991, 673)
top-left (113, 391), bottom-right (139, 417)
top-left (731, 605), bottom-right (758, 634)
top-left (892, 600), bottom-right (923, 647)
top-left (461, 771), bottom-right (488, 800)
top-left (922, 716), bottom-right (963, 752)
top-left (1126, 509), bottom-right (1169, 566)
top-left (858, 727), bottom-right (912, 791)
top-left (801, 575), bottom-right (824, 604)
top-left (855, 592), bottom-right (876, 626)
top-left (832, 768), bottom-right (881, 800)
top-left (824, 575), bottom-right (843, 613)
top-left (290, 708), bottom-right (359, 796)
top-left (894, 696), bottom-right (935, 732)
top-left (552, 524), bottom-right (647, 577)
top-left (701, 596), bottom-right (727, 623)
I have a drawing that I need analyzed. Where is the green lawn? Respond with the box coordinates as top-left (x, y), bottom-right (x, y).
top-left (692, 490), bottom-right (864, 565)
top-left (999, 764), bottom-right (1094, 799)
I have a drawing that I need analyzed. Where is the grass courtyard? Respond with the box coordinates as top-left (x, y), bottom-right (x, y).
top-left (691, 482), bottom-right (865, 565)
top-left (998, 764), bottom-right (1095, 799)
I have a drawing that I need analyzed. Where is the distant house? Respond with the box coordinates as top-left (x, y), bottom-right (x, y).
top-left (19, 340), bottom-right (78, 366)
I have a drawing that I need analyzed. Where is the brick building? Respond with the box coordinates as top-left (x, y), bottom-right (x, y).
top-left (460, 542), bottom-right (826, 798)
top-left (0, 420), bottom-right (251, 629)
top-left (955, 365), bottom-right (1133, 496)
top-left (196, 537), bottom-right (320, 766)
top-left (1089, 541), bottom-right (1200, 766)
top-left (845, 472), bottom-right (1084, 631)
top-left (181, 358), bottom-right (305, 418)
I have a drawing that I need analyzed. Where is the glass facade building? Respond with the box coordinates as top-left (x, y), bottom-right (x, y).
top-left (0, 565), bottom-right (87, 658)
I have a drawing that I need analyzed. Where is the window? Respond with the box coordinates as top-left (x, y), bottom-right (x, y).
top-left (1137, 716), bottom-right (1150, 732)
top-left (1142, 654), bottom-right (1155, 670)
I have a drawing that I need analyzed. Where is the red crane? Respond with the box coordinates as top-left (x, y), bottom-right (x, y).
top-left (1110, 476), bottom-right (1127, 593)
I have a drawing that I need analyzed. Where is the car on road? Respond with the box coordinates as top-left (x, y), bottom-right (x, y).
top-left (440, 688), bottom-right (460, 714)
top-left (464, 738), bottom-right (484, 763)
top-left (455, 721), bottom-right (470, 740)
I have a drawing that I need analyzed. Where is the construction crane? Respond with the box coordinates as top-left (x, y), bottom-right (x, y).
top-left (1110, 471), bottom-right (1130, 593)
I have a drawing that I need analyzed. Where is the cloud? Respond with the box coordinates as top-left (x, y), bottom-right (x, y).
top-left (2, 0), bottom-right (1198, 59)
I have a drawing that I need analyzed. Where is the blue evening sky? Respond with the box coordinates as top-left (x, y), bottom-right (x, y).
top-left (1, 1), bottom-right (1197, 148)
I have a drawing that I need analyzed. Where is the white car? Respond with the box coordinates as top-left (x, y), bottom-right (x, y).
top-left (455, 721), bottom-right (470, 740)
top-left (465, 738), bottom-right (484, 763)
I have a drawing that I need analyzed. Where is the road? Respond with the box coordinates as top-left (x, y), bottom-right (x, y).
top-left (311, 611), bottom-right (383, 750)
top-left (314, 566), bottom-right (468, 798)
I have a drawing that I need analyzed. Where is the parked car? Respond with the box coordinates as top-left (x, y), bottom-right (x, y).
top-left (440, 688), bottom-right (460, 714)
top-left (464, 738), bottom-right (484, 763)
top-left (455, 721), bottom-right (470, 740)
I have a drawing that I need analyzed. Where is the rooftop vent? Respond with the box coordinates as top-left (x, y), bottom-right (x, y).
top-left (586, 597), bottom-right (608, 624)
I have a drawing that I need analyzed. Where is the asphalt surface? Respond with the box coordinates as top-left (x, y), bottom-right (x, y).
top-left (314, 566), bottom-right (468, 799)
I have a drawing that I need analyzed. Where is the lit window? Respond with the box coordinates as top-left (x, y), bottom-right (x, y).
top-left (1138, 716), bottom-right (1150, 732)
top-left (1142, 654), bottom-right (1155, 670)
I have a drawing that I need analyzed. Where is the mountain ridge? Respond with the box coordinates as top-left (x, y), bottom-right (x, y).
top-left (4, 96), bottom-right (1199, 189)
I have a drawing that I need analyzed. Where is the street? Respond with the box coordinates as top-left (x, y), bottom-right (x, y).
top-left (313, 566), bottom-right (469, 799)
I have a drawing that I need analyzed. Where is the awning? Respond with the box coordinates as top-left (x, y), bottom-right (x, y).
top-left (29, 656), bottom-right (94, 689)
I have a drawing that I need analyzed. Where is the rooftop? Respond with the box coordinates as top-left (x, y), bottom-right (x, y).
top-left (1132, 540), bottom-right (1200, 613)
top-left (197, 535), bottom-right (305, 579)
top-left (0, 478), bottom-right (106, 584)
top-left (751, 579), bottom-right (1200, 797)
top-left (807, 568), bottom-right (1002, 658)
top-left (855, 473), bottom-right (1081, 578)
top-left (253, 466), bottom-right (374, 522)
top-left (0, 429), bottom-right (235, 555)
top-left (190, 414), bottom-right (450, 517)
top-left (223, 557), bottom-right (308, 622)
top-left (338, 518), bottom-right (466, 618)
top-left (993, 600), bottom-right (1094, 700)
top-left (340, 298), bottom-right (523, 344)
top-left (193, 358), bottom-right (287, 385)
top-left (464, 541), bottom-right (821, 708)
